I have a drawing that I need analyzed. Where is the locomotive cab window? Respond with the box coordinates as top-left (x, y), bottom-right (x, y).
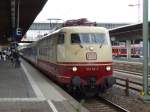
top-left (57, 33), bottom-right (64, 44)
top-left (71, 33), bottom-right (106, 44)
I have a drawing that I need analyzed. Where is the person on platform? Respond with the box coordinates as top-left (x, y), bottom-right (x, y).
top-left (2, 52), bottom-right (6, 61)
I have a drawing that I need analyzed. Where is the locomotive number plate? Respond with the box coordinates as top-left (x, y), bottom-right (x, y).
top-left (86, 52), bottom-right (97, 60)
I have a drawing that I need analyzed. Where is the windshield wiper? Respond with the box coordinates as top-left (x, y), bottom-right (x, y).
top-left (99, 40), bottom-right (105, 48)
top-left (79, 44), bottom-right (83, 48)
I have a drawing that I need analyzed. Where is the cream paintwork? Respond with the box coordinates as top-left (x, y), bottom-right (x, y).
top-left (64, 44), bottom-right (112, 62)
top-left (37, 26), bottom-right (112, 63)
top-left (58, 26), bottom-right (112, 62)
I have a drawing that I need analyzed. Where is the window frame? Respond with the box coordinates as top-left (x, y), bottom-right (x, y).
top-left (70, 33), bottom-right (106, 44)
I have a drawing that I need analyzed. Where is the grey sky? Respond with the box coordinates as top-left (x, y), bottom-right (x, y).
top-left (34, 0), bottom-right (145, 23)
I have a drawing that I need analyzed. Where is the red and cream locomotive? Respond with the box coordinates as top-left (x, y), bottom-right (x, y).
top-left (21, 19), bottom-right (115, 94)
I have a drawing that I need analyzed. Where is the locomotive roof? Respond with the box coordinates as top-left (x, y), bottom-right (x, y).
top-left (60, 26), bottom-right (107, 33)
top-left (38, 26), bottom-right (108, 42)
top-left (24, 26), bottom-right (109, 49)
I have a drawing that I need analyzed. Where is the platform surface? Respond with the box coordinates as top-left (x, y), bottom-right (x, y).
top-left (0, 59), bottom-right (88, 112)
top-left (0, 60), bottom-right (35, 98)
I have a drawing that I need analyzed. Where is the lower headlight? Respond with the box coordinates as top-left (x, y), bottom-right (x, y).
top-left (72, 67), bottom-right (77, 72)
top-left (106, 66), bottom-right (111, 71)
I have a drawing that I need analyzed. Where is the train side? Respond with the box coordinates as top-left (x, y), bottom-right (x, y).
top-left (22, 26), bottom-right (115, 94)
top-left (112, 44), bottom-right (143, 58)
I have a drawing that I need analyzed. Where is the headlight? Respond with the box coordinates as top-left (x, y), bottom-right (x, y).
top-left (106, 66), bottom-right (111, 71)
top-left (72, 67), bottom-right (77, 72)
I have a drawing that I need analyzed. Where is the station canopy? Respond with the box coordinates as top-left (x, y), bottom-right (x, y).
top-left (0, 0), bottom-right (47, 45)
top-left (109, 22), bottom-right (150, 40)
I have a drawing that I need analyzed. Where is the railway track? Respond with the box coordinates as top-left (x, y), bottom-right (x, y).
top-left (113, 61), bottom-right (150, 75)
top-left (83, 96), bottom-right (129, 112)
top-left (114, 69), bottom-right (143, 76)
top-left (113, 70), bottom-right (142, 93)
top-left (113, 61), bottom-right (150, 92)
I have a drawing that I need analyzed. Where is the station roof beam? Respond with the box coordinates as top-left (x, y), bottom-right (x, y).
top-left (0, 0), bottom-right (48, 45)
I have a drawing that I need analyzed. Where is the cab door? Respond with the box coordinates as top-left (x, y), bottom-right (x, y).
top-left (57, 33), bottom-right (65, 62)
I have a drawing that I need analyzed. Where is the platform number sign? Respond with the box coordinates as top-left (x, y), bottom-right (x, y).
top-left (16, 28), bottom-right (22, 36)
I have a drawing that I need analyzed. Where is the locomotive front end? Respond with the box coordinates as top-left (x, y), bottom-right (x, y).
top-left (57, 26), bottom-right (115, 93)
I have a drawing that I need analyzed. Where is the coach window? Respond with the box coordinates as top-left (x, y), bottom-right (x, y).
top-left (57, 33), bottom-right (64, 44)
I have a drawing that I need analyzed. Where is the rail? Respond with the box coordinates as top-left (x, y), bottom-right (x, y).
top-left (113, 61), bottom-right (150, 95)
top-left (98, 96), bottom-right (130, 112)
top-left (113, 61), bottom-right (150, 75)
top-left (83, 97), bottom-right (130, 112)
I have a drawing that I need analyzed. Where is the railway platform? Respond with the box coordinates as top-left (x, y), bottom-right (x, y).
top-left (0, 59), bottom-right (88, 112)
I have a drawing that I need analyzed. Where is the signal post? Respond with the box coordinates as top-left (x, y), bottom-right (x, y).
top-left (142, 0), bottom-right (150, 101)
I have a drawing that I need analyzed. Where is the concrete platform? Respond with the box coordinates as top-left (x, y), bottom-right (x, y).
top-left (0, 60), bottom-right (35, 98)
top-left (0, 59), bottom-right (89, 112)
top-left (21, 59), bottom-right (89, 112)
